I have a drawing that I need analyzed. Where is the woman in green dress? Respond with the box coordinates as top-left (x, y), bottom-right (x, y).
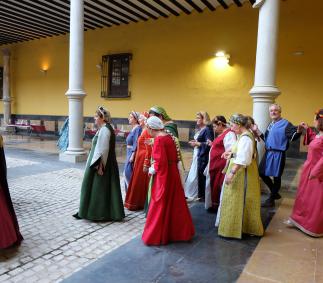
top-left (216, 114), bottom-right (263, 239)
top-left (73, 106), bottom-right (125, 221)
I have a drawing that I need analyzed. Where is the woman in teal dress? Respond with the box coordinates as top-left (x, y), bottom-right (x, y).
top-left (73, 106), bottom-right (125, 221)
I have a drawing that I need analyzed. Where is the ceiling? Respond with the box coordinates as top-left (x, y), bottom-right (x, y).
top-left (0, 0), bottom-right (255, 46)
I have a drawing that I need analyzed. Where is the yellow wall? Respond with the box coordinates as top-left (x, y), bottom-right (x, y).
top-left (1, 0), bottom-right (322, 125)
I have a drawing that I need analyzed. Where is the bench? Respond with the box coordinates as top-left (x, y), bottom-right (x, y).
top-left (30, 124), bottom-right (46, 139)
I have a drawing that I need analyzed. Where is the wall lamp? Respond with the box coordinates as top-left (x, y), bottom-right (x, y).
top-left (40, 68), bottom-right (48, 75)
top-left (214, 51), bottom-right (230, 68)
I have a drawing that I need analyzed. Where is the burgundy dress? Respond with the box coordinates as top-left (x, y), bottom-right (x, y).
top-left (125, 129), bottom-right (152, 211)
top-left (0, 138), bottom-right (23, 249)
top-left (142, 135), bottom-right (195, 245)
top-left (208, 129), bottom-right (232, 209)
top-left (289, 128), bottom-right (323, 237)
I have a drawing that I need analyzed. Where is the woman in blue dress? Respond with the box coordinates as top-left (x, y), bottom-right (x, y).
top-left (185, 111), bottom-right (214, 200)
top-left (124, 111), bottom-right (142, 192)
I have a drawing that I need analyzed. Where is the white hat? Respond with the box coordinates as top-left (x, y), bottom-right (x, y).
top-left (147, 116), bottom-right (164, 130)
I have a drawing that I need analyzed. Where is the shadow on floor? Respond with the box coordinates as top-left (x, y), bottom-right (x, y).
top-left (63, 203), bottom-right (273, 283)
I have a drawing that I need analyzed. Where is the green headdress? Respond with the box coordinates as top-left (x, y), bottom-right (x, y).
top-left (149, 106), bottom-right (171, 121)
top-left (229, 114), bottom-right (247, 126)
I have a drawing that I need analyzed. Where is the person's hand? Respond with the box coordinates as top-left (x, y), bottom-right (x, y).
top-left (222, 151), bottom-right (232, 160)
top-left (299, 122), bottom-right (308, 130)
top-left (188, 140), bottom-right (196, 147)
top-left (144, 138), bottom-right (153, 146)
top-left (309, 174), bottom-right (316, 180)
top-left (251, 124), bottom-right (258, 132)
top-left (97, 162), bottom-right (104, 176)
top-left (148, 166), bottom-right (156, 176)
top-left (129, 153), bottom-right (135, 163)
top-left (225, 173), bottom-right (234, 185)
top-left (206, 139), bottom-right (212, 146)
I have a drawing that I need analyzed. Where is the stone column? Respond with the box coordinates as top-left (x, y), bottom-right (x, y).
top-left (60, 0), bottom-right (87, 163)
top-left (2, 49), bottom-right (11, 126)
top-left (249, 0), bottom-right (281, 158)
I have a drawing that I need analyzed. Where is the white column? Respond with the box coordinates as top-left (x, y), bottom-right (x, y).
top-left (249, 0), bottom-right (280, 158)
top-left (2, 49), bottom-right (11, 126)
top-left (60, 0), bottom-right (87, 163)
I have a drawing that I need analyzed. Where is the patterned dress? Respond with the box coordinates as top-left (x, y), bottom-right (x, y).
top-left (217, 131), bottom-right (264, 239)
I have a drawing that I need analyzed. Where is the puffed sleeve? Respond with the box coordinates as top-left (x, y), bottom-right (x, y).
top-left (303, 128), bottom-right (317, 145)
top-left (152, 137), bottom-right (167, 173)
top-left (234, 136), bottom-right (254, 167)
top-left (132, 126), bottom-right (142, 153)
top-left (90, 126), bottom-right (111, 168)
top-left (311, 156), bottom-right (323, 182)
top-left (223, 131), bottom-right (236, 152)
top-left (286, 122), bottom-right (301, 142)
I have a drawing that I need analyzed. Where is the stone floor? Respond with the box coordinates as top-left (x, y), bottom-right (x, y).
top-left (0, 135), bottom-right (306, 283)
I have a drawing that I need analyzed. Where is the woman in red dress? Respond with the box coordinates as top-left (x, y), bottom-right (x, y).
top-left (125, 112), bottom-right (152, 210)
top-left (142, 116), bottom-right (195, 245)
top-left (0, 135), bottom-right (23, 249)
top-left (288, 109), bottom-right (323, 237)
top-left (205, 116), bottom-right (236, 211)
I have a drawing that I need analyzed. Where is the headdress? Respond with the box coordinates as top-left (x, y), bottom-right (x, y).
top-left (146, 116), bottom-right (164, 130)
top-left (315, 109), bottom-right (323, 119)
top-left (139, 111), bottom-right (149, 121)
top-left (229, 114), bottom-right (246, 126)
top-left (130, 111), bottom-right (141, 123)
top-left (97, 106), bottom-right (111, 122)
top-left (149, 106), bottom-right (171, 121)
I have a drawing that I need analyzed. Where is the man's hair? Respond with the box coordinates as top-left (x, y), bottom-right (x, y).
top-left (269, 103), bottom-right (282, 113)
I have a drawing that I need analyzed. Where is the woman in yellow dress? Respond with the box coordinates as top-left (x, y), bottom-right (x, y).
top-left (216, 114), bottom-right (264, 239)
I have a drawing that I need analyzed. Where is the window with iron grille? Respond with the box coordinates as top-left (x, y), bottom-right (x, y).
top-left (0, 67), bottom-right (3, 100)
top-left (101, 53), bottom-right (131, 98)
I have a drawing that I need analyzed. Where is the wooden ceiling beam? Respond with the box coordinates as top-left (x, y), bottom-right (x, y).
top-left (217, 0), bottom-right (229, 9)
top-left (0, 11), bottom-right (68, 34)
top-left (84, 1), bottom-right (128, 24)
top-left (169, 0), bottom-right (191, 15)
top-left (201, 0), bottom-right (216, 11)
top-left (122, 0), bottom-right (159, 20)
top-left (232, 0), bottom-right (243, 7)
top-left (89, 0), bottom-right (139, 23)
top-left (153, 0), bottom-right (180, 16)
top-left (137, 0), bottom-right (168, 18)
top-left (184, 0), bottom-right (203, 13)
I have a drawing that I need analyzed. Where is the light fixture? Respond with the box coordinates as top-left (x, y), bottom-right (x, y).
top-left (214, 51), bottom-right (230, 68)
top-left (292, 51), bottom-right (304, 56)
top-left (40, 68), bottom-right (48, 75)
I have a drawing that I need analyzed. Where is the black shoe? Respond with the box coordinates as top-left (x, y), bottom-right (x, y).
top-left (73, 213), bottom-right (81, 219)
top-left (273, 193), bottom-right (282, 200)
top-left (261, 197), bottom-right (275, 208)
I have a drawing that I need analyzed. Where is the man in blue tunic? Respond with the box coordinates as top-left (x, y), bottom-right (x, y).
top-left (259, 104), bottom-right (301, 207)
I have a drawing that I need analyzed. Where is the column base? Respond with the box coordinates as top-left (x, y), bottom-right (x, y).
top-left (59, 151), bottom-right (88, 163)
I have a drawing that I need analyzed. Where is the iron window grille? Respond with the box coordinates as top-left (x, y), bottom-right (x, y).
top-left (101, 53), bottom-right (132, 98)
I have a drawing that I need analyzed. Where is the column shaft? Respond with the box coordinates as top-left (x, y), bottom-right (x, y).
top-left (250, 0), bottom-right (281, 158)
top-left (60, 0), bottom-right (87, 162)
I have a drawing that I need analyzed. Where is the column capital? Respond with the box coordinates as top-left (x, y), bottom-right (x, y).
top-left (65, 89), bottom-right (86, 99)
top-left (2, 97), bottom-right (11, 103)
top-left (249, 85), bottom-right (281, 100)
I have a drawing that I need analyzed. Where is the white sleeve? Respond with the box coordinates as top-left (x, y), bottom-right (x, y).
top-left (90, 126), bottom-right (111, 168)
top-left (223, 131), bottom-right (236, 152)
top-left (234, 136), bottom-right (253, 167)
